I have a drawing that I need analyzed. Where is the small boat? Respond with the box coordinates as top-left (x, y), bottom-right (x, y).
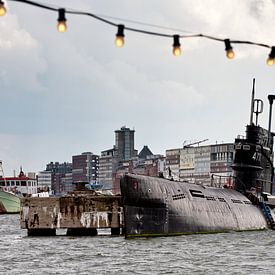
top-left (0, 188), bottom-right (20, 214)
top-left (121, 84), bottom-right (275, 238)
top-left (0, 164), bottom-right (39, 214)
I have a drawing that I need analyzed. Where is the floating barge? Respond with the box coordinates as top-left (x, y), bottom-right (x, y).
top-left (20, 191), bottom-right (123, 236)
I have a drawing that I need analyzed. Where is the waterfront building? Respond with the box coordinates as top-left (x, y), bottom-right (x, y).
top-left (72, 152), bottom-right (99, 184)
top-left (165, 148), bottom-right (180, 180)
top-left (98, 148), bottom-right (118, 190)
top-left (46, 162), bottom-right (72, 175)
top-left (166, 142), bottom-right (234, 186)
top-left (179, 147), bottom-right (195, 182)
top-left (52, 173), bottom-right (64, 195)
top-left (140, 155), bottom-right (165, 177)
top-left (37, 170), bottom-right (52, 192)
top-left (62, 172), bottom-right (73, 193)
top-left (194, 146), bottom-right (211, 184)
top-left (45, 162), bottom-right (72, 195)
top-left (210, 143), bottom-right (234, 186)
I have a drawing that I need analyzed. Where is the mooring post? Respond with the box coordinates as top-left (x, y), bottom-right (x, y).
top-left (111, 201), bottom-right (120, 236)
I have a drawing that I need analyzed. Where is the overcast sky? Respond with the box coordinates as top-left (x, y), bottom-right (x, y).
top-left (1, 0), bottom-right (275, 175)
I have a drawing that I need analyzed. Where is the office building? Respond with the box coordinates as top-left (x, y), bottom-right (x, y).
top-left (45, 161), bottom-right (72, 195)
top-left (166, 142), bottom-right (234, 186)
top-left (115, 126), bottom-right (137, 161)
top-left (37, 170), bottom-right (52, 192)
top-left (72, 152), bottom-right (99, 183)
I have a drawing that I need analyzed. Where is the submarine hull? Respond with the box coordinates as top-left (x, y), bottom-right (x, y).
top-left (121, 174), bottom-right (267, 238)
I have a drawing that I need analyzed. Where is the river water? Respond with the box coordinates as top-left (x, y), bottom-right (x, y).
top-left (1, 215), bottom-right (275, 275)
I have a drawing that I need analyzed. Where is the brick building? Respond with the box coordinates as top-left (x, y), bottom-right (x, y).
top-left (72, 152), bottom-right (99, 184)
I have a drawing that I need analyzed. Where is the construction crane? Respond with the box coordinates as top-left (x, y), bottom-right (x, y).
top-left (183, 139), bottom-right (209, 148)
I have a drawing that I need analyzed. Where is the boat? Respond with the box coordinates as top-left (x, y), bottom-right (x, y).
top-left (0, 189), bottom-right (20, 214)
top-left (0, 162), bottom-right (20, 214)
top-left (120, 84), bottom-right (275, 238)
top-left (0, 165), bottom-right (39, 214)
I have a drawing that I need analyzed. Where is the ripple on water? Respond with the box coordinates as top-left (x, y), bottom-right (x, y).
top-left (2, 215), bottom-right (275, 274)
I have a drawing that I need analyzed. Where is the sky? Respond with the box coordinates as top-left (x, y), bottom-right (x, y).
top-left (0, 0), bottom-right (275, 176)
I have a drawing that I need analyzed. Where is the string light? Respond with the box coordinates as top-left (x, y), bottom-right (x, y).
top-left (4, 0), bottom-right (275, 66)
top-left (115, 24), bottom-right (125, 47)
top-left (57, 8), bottom-right (67, 32)
top-left (266, 47), bottom-right (275, 66)
top-left (172, 35), bottom-right (181, 56)
top-left (224, 39), bottom-right (234, 59)
top-left (0, 0), bottom-right (7, 16)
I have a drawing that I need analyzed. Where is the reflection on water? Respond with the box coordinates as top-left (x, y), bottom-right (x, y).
top-left (1, 215), bottom-right (275, 274)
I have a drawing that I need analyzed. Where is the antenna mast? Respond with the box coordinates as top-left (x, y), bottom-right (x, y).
top-left (0, 161), bottom-right (7, 187)
top-left (268, 94), bottom-right (275, 144)
top-left (250, 78), bottom-right (255, 125)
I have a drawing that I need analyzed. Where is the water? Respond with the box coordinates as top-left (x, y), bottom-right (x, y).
top-left (1, 215), bottom-right (275, 275)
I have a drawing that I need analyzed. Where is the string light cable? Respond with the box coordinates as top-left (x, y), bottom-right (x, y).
top-left (3, 0), bottom-right (275, 65)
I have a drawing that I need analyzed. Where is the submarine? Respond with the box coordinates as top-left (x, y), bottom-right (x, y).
top-left (120, 85), bottom-right (275, 238)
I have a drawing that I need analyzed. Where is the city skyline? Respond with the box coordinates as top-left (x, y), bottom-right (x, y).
top-left (1, 0), bottom-right (275, 175)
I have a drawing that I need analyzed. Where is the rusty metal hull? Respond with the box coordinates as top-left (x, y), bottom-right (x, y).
top-left (121, 174), bottom-right (267, 238)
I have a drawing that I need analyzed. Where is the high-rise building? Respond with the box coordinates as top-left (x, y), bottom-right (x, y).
top-left (37, 170), bottom-right (52, 192)
top-left (45, 162), bottom-right (72, 195)
top-left (115, 126), bottom-right (137, 161)
top-left (98, 126), bottom-right (137, 190)
top-left (72, 152), bottom-right (99, 183)
top-left (98, 148), bottom-right (117, 190)
top-left (62, 173), bottom-right (73, 193)
top-left (46, 162), bottom-right (72, 175)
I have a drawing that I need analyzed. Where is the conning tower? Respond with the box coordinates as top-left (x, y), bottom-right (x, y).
top-left (232, 80), bottom-right (274, 194)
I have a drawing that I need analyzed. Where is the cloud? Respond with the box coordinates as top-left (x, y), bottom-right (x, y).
top-left (0, 14), bottom-right (46, 91)
top-left (1, 0), bottom-right (275, 175)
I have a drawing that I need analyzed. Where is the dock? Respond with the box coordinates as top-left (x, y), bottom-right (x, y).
top-left (20, 191), bottom-right (123, 236)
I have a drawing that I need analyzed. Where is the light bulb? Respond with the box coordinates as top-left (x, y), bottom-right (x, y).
top-left (173, 46), bottom-right (181, 56)
top-left (224, 39), bottom-right (234, 60)
top-left (115, 25), bottom-right (125, 47)
top-left (115, 36), bottom-right (124, 47)
top-left (266, 57), bottom-right (275, 66)
top-left (57, 21), bottom-right (67, 32)
top-left (172, 35), bottom-right (181, 57)
top-left (267, 47), bottom-right (275, 66)
top-left (0, 1), bottom-right (6, 16)
top-left (226, 49), bottom-right (235, 59)
top-left (57, 8), bottom-right (67, 32)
